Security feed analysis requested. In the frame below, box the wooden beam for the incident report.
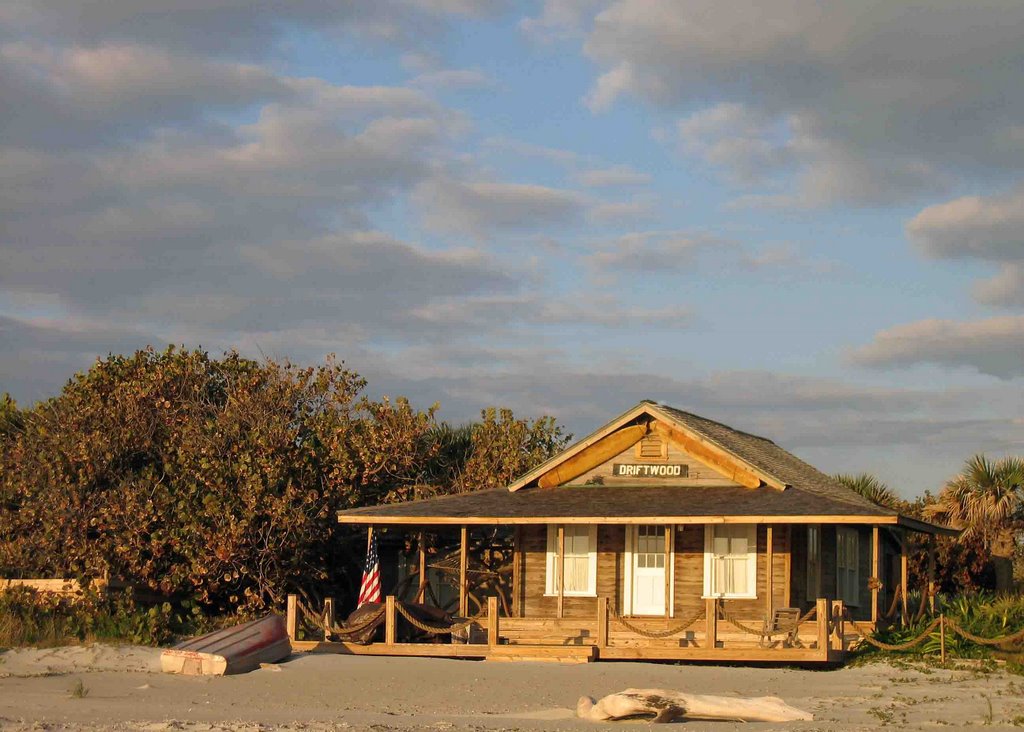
[487,596,499,647]
[537,423,648,488]
[385,596,396,645]
[459,526,468,617]
[597,597,609,649]
[766,525,774,618]
[417,531,426,603]
[928,536,936,615]
[286,594,297,641]
[900,531,909,626]
[830,599,844,651]
[664,525,672,619]
[512,526,522,617]
[816,597,828,658]
[782,526,791,608]
[557,524,565,619]
[652,421,776,490]
[323,597,335,642]
[338,513,908,526]
[705,598,717,649]
[871,525,880,625]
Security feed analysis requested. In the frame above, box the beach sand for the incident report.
[2,645,1022,730]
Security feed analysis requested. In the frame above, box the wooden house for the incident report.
[298,400,954,663]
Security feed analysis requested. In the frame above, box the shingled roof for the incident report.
[337,401,952,533]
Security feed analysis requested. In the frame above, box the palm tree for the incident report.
[924,454,1024,593]
[833,473,902,510]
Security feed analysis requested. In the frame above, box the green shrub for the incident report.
[0,587,216,648]
[858,593,1024,663]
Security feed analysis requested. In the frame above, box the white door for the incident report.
[631,525,667,615]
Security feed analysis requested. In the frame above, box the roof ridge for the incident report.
[656,404,778,445]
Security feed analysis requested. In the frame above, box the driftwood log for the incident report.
[577,688,813,724]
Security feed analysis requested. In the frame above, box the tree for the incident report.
[924,454,1024,593]
[0,347,569,613]
[454,407,572,492]
[832,473,903,510]
[0,393,21,440]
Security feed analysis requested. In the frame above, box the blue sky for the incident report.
[2,1,1024,496]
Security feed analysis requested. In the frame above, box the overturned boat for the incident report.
[161,613,291,675]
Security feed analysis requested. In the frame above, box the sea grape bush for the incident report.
[0,347,569,614]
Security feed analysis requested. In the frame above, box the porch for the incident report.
[287,594,863,663]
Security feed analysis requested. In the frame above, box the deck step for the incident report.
[485,644,596,663]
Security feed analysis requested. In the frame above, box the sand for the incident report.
[2,645,1023,731]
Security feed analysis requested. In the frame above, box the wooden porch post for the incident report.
[323,597,335,642]
[664,524,672,619]
[459,525,468,617]
[557,524,565,619]
[705,597,717,649]
[928,535,936,614]
[816,597,829,659]
[286,594,297,641]
[830,599,845,651]
[871,525,880,625]
[766,525,774,618]
[597,596,609,650]
[487,596,499,647]
[512,526,522,617]
[782,525,792,608]
[417,531,427,602]
[900,530,909,625]
[385,595,396,645]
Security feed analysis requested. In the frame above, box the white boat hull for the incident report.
[161,613,291,676]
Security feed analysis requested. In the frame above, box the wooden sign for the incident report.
[612,463,689,478]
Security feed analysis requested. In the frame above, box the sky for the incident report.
[2,1,1024,498]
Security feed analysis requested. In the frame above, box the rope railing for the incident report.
[838,604,1024,655]
[609,606,705,639]
[717,604,818,648]
[294,596,385,639]
[394,600,487,635]
[294,595,490,640]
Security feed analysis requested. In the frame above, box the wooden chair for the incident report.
[760,607,801,648]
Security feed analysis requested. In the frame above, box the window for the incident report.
[635,525,665,568]
[805,524,821,601]
[703,524,757,599]
[836,527,860,606]
[545,524,597,596]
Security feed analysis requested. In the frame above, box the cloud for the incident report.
[410,68,493,89]
[519,0,605,42]
[407,294,691,330]
[0,313,158,405]
[739,243,838,275]
[363,352,1024,495]
[973,265,1024,308]
[587,197,656,224]
[0,1,503,55]
[850,315,1024,379]
[414,176,586,237]
[582,0,1024,205]
[585,231,732,274]
[904,185,1024,307]
[576,165,651,187]
[908,185,1024,263]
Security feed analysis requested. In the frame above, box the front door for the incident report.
[631,525,667,615]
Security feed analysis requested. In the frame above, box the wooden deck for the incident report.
[287,595,866,663]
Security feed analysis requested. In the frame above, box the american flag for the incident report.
[357,528,381,607]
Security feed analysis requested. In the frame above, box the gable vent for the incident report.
[636,434,667,460]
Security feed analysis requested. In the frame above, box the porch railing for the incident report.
[286,594,860,659]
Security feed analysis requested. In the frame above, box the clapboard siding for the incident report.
[520,524,624,618]
[519,522,791,619]
[570,437,743,487]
